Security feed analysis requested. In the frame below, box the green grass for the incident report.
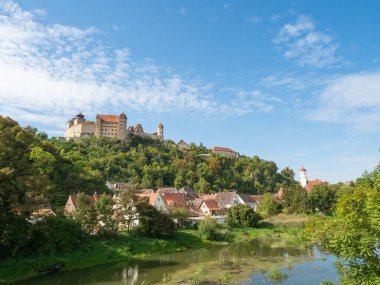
[0,216,310,284]
[0,230,213,284]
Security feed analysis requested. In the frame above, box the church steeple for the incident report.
[300,166,307,188]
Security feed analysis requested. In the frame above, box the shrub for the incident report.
[29,215,86,255]
[135,201,175,238]
[198,217,228,241]
[256,193,281,218]
[226,204,260,228]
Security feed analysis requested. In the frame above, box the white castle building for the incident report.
[64,113,164,141]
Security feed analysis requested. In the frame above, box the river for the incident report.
[18,238,340,285]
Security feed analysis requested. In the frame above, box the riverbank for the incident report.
[0,216,308,284]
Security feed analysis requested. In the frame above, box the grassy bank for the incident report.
[0,215,308,284]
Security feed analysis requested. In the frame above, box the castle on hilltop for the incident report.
[64,113,164,141]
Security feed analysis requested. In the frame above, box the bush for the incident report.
[226,204,260,228]
[29,215,86,255]
[135,201,176,238]
[198,217,228,241]
[256,193,281,218]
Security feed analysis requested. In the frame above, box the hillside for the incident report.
[1,116,296,208]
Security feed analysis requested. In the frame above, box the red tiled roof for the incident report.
[202,194,216,200]
[250,195,264,203]
[238,193,256,204]
[306,179,324,192]
[212,146,237,153]
[203,199,221,211]
[137,193,158,205]
[96,115,120,123]
[160,193,187,209]
[156,188,177,194]
[68,194,100,207]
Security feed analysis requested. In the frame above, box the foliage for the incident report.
[305,164,380,285]
[74,193,98,234]
[308,184,336,213]
[29,215,86,255]
[116,185,140,230]
[282,182,309,214]
[257,193,281,217]
[227,204,260,228]
[266,269,288,282]
[0,116,48,257]
[198,217,228,241]
[171,207,189,227]
[48,134,295,195]
[96,194,117,234]
[135,201,175,238]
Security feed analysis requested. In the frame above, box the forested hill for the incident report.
[0,116,296,207]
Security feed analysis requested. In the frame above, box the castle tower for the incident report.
[95,115,101,137]
[300,166,308,188]
[118,113,127,139]
[157,123,164,139]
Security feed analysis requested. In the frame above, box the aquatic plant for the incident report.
[197,264,207,276]
[266,269,288,282]
[187,273,201,284]
[162,273,171,283]
[219,271,233,283]
[285,256,294,270]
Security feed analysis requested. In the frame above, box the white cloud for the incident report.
[275,15,341,68]
[307,72,380,130]
[0,0,272,132]
[245,16,261,24]
[269,15,280,22]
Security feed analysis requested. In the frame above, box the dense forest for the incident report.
[0,116,297,208]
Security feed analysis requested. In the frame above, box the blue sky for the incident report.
[1,0,380,182]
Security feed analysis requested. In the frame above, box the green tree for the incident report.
[29,146,57,176]
[171,207,188,228]
[308,184,336,213]
[117,185,139,230]
[135,201,175,238]
[306,165,380,285]
[257,193,281,218]
[0,116,50,257]
[194,177,210,194]
[96,194,117,234]
[227,204,260,228]
[74,193,98,234]
[29,215,85,255]
[282,183,309,214]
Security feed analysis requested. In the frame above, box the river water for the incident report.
[19,238,340,285]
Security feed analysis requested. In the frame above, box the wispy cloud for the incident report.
[179,6,186,15]
[269,14,280,22]
[274,15,341,68]
[245,16,261,24]
[307,72,380,130]
[0,0,272,132]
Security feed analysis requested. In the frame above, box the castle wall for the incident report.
[65,114,162,141]
[64,123,95,141]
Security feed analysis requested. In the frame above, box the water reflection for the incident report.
[18,240,338,285]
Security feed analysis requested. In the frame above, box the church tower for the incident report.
[157,123,164,139]
[300,166,308,188]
